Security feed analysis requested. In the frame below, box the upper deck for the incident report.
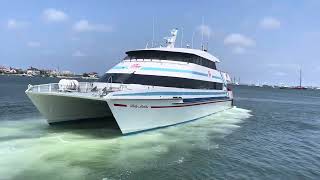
[126,47,220,63]
[124,28,221,70]
[125,48,218,70]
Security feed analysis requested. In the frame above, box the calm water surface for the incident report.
[0,75,319,180]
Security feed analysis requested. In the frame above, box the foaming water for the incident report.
[0,107,251,180]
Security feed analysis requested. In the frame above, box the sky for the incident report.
[1,0,320,86]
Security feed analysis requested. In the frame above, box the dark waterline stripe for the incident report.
[113,91,227,96]
[151,99,232,108]
[114,104,127,107]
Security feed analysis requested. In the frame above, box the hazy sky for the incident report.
[1,0,320,86]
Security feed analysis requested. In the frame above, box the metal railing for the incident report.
[26,82,124,95]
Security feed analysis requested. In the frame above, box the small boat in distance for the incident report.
[280,68,307,90]
[25,29,234,134]
[292,68,307,90]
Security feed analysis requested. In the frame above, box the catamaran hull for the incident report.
[26,92,232,134]
[107,99,232,134]
[26,92,112,123]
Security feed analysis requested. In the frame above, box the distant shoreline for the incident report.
[0,73,99,80]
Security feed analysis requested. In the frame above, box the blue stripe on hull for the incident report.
[141,67,208,77]
[112,66,128,69]
[112,66,223,80]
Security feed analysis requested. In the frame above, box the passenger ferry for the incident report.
[26,29,233,134]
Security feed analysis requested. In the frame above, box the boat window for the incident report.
[97,73,223,90]
[126,50,216,69]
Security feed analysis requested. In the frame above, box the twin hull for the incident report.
[26,92,232,134]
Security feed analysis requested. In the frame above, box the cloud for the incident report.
[224,33,255,47]
[43,8,68,22]
[27,41,41,48]
[72,50,86,57]
[232,46,246,54]
[196,25,212,37]
[267,63,300,69]
[7,19,29,29]
[260,17,281,30]
[71,37,80,41]
[274,72,287,76]
[73,20,113,32]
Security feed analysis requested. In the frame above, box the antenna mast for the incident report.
[191,31,195,49]
[180,27,184,48]
[164,28,178,48]
[152,17,155,48]
[201,16,204,50]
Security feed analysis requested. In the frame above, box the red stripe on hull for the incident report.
[114,104,127,107]
[151,99,232,109]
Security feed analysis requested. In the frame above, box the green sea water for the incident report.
[0,75,319,179]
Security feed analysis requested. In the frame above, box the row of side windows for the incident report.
[98,73,223,90]
[124,50,216,69]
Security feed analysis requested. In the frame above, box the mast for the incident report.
[299,68,302,87]
[152,17,155,48]
[191,31,195,49]
[201,16,204,50]
[180,27,184,48]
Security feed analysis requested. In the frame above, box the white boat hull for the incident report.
[27,90,232,134]
[26,92,112,123]
[26,81,233,134]
[107,98,232,134]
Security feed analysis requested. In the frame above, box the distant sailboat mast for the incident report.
[293,67,306,89]
[299,68,302,88]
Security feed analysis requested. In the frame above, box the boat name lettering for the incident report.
[130,64,142,69]
[130,104,149,108]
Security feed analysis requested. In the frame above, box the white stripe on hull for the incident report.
[26,92,112,123]
[107,99,232,134]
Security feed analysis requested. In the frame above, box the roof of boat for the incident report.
[126,47,220,63]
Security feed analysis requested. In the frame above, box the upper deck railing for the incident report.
[26,82,124,95]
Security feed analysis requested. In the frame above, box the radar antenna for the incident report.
[164,28,178,48]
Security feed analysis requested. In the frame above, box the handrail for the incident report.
[26,82,124,95]
[107,75,112,90]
